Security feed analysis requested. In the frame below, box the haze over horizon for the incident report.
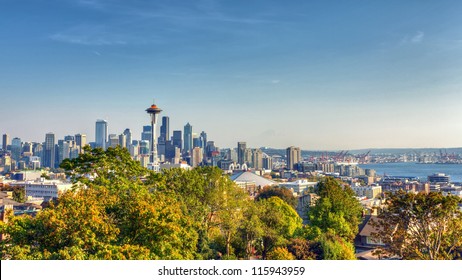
[2,0,462,150]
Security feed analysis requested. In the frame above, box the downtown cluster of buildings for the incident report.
[2,103,462,218]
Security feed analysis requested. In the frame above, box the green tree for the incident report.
[318,233,356,260]
[256,186,298,209]
[12,188,26,203]
[308,177,363,241]
[1,147,200,260]
[238,202,264,259]
[257,196,303,259]
[371,191,462,260]
[151,166,247,259]
[60,146,148,188]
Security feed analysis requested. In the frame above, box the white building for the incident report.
[351,184,382,199]
[279,179,318,195]
[9,179,73,201]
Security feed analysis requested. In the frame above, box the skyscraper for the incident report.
[95,120,108,149]
[43,133,55,169]
[200,131,207,149]
[172,130,182,150]
[160,116,169,143]
[286,146,301,170]
[191,147,203,167]
[184,123,192,154]
[2,133,10,151]
[141,125,152,142]
[252,148,264,170]
[75,134,87,153]
[123,129,132,148]
[237,142,246,164]
[11,137,22,161]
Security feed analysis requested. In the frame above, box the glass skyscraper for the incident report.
[95,119,108,149]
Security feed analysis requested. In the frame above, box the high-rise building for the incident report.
[95,120,108,149]
[172,130,182,151]
[263,153,273,170]
[108,134,119,148]
[184,123,192,154]
[237,142,246,164]
[43,133,55,169]
[58,140,71,164]
[118,134,127,148]
[130,141,139,157]
[141,125,152,142]
[11,137,22,161]
[75,134,87,153]
[200,131,207,149]
[22,142,33,154]
[193,133,201,149]
[123,129,132,148]
[252,149,264,170]
[160,116,169,143]
[191,147,203,167]
[139,140,150,155]
[286,146,301,170]
[2,134,10,151]
[205,141,217,158]
[64,135,75,142]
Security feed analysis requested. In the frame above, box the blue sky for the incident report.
[1,0,462,150]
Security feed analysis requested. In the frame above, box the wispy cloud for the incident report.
[51,32,127,46]
[401,31,425,45]
[411,31,424,43]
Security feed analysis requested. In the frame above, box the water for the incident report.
[359,162,462,183]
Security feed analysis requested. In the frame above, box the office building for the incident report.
[118,133,127,148]
[95,120,108,149]
[2,134,10,151]
[252,148,264,170]
[75,134,87,153]
[286,146,301,170]
[200,131,207,149]
[108,134,119,148]
[160,116,169,143]
[123,129,132,148]
[11,137,22,161]
[191,147,203,167]
[237,142,246,164]
[184,123,192,154]
[43,133,55,169]
[172,130,182,150]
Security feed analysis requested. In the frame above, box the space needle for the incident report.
[146,101,162,171]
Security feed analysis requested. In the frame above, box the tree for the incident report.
[266,247,295,260]
[60,146,148,188]
[1,147,198,260]
[287,238,316,260]
[257,197,303,259]
[308,177,363,241]
[0,184,198,260]
[255,186,297,209]
[371,191,462,260]
[238,202,264,259]
[12,188,26,203]
[151,166,248,259]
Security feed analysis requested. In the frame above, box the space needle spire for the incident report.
[146,101,162,171]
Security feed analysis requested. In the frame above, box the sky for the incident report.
[1,0,462,150]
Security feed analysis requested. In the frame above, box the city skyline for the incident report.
[2,1,462,149]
